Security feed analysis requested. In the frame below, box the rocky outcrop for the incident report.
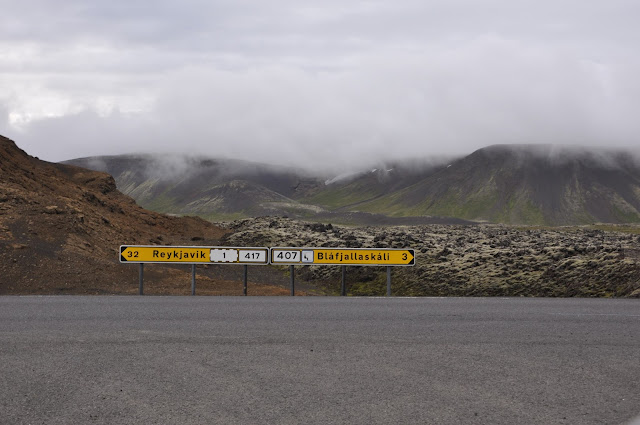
[0,135,229,294]
[223,217,640,297]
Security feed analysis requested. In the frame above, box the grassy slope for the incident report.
[302,183,383,209]
[350,148,640,225]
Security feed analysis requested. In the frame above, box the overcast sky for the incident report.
[1,0,639,172]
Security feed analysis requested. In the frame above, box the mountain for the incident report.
[352,145,640,225]
[66,154,468,225]
[0,135,233,294]
[299,160,448,211]
[66,155,325,221]
[66,145,640,226]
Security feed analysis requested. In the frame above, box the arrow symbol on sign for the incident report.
[405,250,415,265]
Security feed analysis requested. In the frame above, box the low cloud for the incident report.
[2,1,640,173]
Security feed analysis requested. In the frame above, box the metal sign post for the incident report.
[122,245,414,297]
[139,263,144,295]
[121,245,269,295]
[243,265,248,296]
[271,247,415,298]
[191,264,196,295]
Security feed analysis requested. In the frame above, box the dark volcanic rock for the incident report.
[223,217,640,297]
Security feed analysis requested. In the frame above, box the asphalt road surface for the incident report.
[1,296,639,425]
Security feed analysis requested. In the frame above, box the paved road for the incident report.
[1,297,639,425]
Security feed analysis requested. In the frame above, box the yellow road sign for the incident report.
[120,246,269,264]
[270,248,415,266]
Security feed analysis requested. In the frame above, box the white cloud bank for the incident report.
[1,0,639,172]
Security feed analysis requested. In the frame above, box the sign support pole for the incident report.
[243,265,248,296]
[341,266,346,296]
[386,266,391,297]
[139,263,144,295]
[290,265,295,296]
[191,264,196,295]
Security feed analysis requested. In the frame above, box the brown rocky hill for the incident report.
[0,135,290,295]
